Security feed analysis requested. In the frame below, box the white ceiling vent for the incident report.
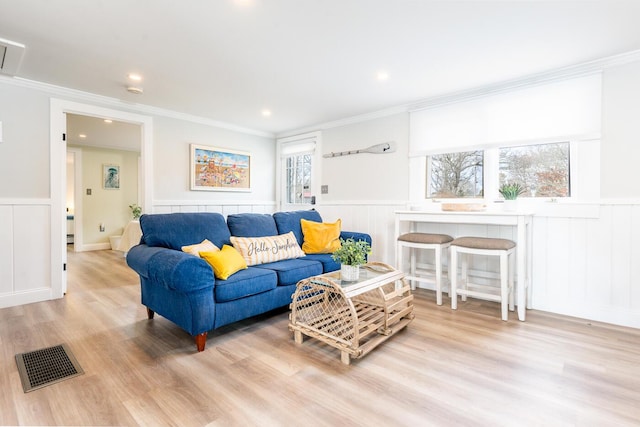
[0,37,26,76]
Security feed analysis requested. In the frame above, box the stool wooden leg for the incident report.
[450,247,458,310]
[435,246,443,305]
[500,252,508,321]
[461,253,468,302]
[509,250,515,311]
[446,246,452,298]
[410,247,417,290]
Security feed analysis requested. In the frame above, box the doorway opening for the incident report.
[50,99,153,297]
[65,113,142,253]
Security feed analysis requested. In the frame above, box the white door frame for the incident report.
[50,99,153,295]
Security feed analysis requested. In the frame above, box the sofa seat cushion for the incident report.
[254,258,323,286]
[302,253,340,273]
[214,267,278,303]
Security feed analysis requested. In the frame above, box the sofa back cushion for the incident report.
[273,209,323,246]
[227,213,279,237]
[140,212,231,250]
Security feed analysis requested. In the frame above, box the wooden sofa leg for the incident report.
[195,332,207,352]
[146,307,155,319]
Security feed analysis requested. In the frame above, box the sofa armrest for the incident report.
[127,245,215,293]
[340,231,372,246]
[126,244,166,279]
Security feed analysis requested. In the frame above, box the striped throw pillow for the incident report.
[230,232,306,266]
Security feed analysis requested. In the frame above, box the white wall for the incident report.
[153,117,275,205]
[0,79,276,308]
[321,113,409,202]
[78,146,139,245]
[0,83,50,198]
[601,60,640,198]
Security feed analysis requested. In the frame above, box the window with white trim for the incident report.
[277,132,321,208]
[412,74,602,201]
[285,152,313,204]
[426,141,572,199]
[499,142,570,197]
[427,150,484,198]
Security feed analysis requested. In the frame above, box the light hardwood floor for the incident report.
[1,249,639,426]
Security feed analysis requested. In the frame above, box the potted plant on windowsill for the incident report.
[499,182,525,211]
[331,237,372,281]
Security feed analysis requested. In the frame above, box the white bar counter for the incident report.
[395,209,533,320]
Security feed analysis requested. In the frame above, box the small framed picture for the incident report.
[103,164,120,189]
[190,144,251,191]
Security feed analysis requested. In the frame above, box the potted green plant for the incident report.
[499,182,525,211]
[331,237,372,281]
[129,203,142,220]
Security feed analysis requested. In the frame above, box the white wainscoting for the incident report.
[320,201,640,329]
[151,201,278,216]
[4,198,636,329]
[0,201,53,309]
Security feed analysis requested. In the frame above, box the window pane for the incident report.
[499,142,570,197]
[427,151,484,198]
[285,154,312,204]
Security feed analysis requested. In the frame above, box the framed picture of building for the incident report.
[103,164,120,189]
[190,144,251,191]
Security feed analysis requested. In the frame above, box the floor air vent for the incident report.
[15,344,84,392]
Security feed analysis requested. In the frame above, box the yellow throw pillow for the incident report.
[300,218,342,254]
[200,245,247,280]
[230,231,306,266]
[181,239,220,257]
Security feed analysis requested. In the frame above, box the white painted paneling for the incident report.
[0,203,54,309]
[545,218,571,303]
[610,205,632,307]
[631,205,640,310]
[568,218,588,301]
[587,206,613,303]
[13,205,50,292]
[0,206,13,294]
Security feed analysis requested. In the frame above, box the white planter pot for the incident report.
[503,199,518,212]
[340,264,360,281]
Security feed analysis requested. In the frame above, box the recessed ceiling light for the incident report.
[376,71,389,81]
[127,86,144,94]
[104,119,112,124]
[128,73,142,81]
[262,109,272,117]
[79,134,87,138]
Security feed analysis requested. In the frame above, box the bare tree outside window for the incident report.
[285,154,312,204]
[499,142,570,197]
[427,151,484,198]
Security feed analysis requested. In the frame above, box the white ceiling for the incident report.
[2,0,640,136]
[66,114,141,151]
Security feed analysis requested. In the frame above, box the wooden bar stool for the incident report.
[450,237,516,321]
[396,232,453,305]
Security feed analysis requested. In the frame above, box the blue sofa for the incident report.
[126,209,371,351]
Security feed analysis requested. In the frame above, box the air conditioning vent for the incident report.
[0,37,26,76]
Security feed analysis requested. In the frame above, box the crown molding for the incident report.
[276,105,409,138]
[278,49,640,137]
[0,75,274,139]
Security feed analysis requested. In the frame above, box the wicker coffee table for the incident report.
[289,262,414,365]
